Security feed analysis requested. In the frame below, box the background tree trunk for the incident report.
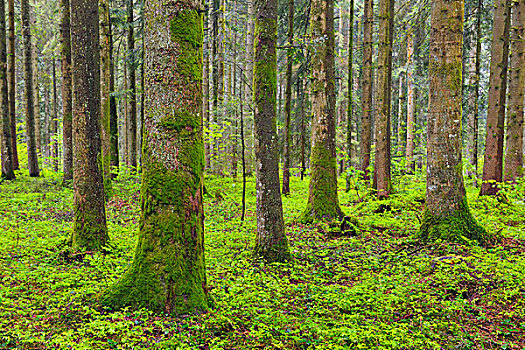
[480,0,511,195]
[21,0,39,177]
[100,0,112,193]
[282,0,294,196]
[127,0,137,168]
[359,0,373,180]
[61,0,73,182]
[421,0,487,244]
[345,0,354,192]
[405,31,415,172]
[103,1,210,314]
[0,0,14,179]
[7,0,17,170]
[70,0,108,250]
[252,0,290,262]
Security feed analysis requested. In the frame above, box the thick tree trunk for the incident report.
[405,31,415,172]
[373,0,394,198]
[21,0,39,177]
[0,0,14,179]
[103,1,210,314]
[301,0,344,223]
[252,0,291,262]
[359,0,373,180]
[203,5,210,170]
[480,0,511,195]
[282,0,294,196]
[127,0,137,168]
[7,0,17,170]
[70,0,108,250]
[100,0,112,193]
[421,0,488,244]
[61,0,73,182]
[504,0,525,182]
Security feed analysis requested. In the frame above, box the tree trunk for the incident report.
[282,0,294,196]
[504,0,525,182]
[397,73,405,155]
[252,0,291,262]
[100,0,112,193]
[70,0,108,250]
[373,0,394,198]
[51,58,58,171]
[421,0,488,244]
[0,0,14,179]
[345,0,354,192]
[405,30,415,172]
[109,13,119,174]
[203,4,210,170]
[7,0,17,170]
[103,1,210,314]
[21,0,39,177]
[359,0,373,180]
[301,0,344,223]
[244,0,255,177]
[480,0,511,195]
[127,0,137,168]
[61,0,73,182]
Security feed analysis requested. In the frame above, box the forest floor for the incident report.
[1,167,525,349]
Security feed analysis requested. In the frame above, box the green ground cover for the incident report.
[1,168,524,349]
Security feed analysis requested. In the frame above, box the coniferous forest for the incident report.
[1,0,525,348]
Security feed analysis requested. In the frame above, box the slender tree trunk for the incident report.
[504,0,525,182]
[61,0,73,182]
[123,62,129,165]
[100,0,112,193]
[51,58,58,171]
[70,0,108,250]
[103,1,210,314]
[244,0,255,176]
[282,0,294,195]
[480,0,511,195]
[373,0,394,198]
[32,24,40,156]
[300,76,306,180]
[421,0,487,244]
[21,0,39,177]
[360,0,373,180]
[345,0,354,192]
[301,0,344,222]
[7,0,17,170]
[405,30,415,172]
[109,13,119,175]
[211,0,220,174]
[0,0,14,179]
[127,0,137,168]
[231,5,238,180]
[397,73,405,155]
[203,4,210,170]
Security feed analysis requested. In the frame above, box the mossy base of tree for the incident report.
[252,237,291,263]
[300,200,344,224]
[419,198,499,246]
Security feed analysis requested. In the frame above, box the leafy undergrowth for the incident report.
[1,169,524,349]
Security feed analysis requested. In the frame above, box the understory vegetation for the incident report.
[1,167,524,349]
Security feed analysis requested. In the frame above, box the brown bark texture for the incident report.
[481,0,511,195]
[127,0,137,168]
[282,0,294,196]
[359,0,373,179]
[405,31,415,172]
[100,0,112,192]
[0,0,14,179]
[504,0,525,182]
[103,0,210,314]
[61,0,73,182]
[252,0,290,262]
[421,0,488,244]
[7,0,17,170]
[70,0,108,250]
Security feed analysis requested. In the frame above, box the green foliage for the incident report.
[1,170,525,349]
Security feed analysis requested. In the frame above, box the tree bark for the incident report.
[109,11,119,175]
[282,0,294,196]
[100,0,112,193]
[301,0,344,222]
[504,0,525,182]
[252,0,291,262]
[345,0,354,192]
[0,0,14,179]
[421,0,487,244]
[405,30,415,172]
[480,0,511,195]
[21,0,39,177]
[103,0,210,314]
[203,4,210,170]
[51,58,58,171]
[373,0,394,198]
[359,0,373,180]
[7,0,17,170]
[70,0,108,250]
[61,0,73,182]
[127,0,137,168]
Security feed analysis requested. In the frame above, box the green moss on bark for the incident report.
[170,10,203,82]
[419,197,498,245]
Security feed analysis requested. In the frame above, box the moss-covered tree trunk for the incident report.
[203,5,210,170]
[480,0,511,195]
[103,0,209,314]
[21,0,39,177]
[61,0,73,182]
[126,0,137,168]
[100,0,112,193]
[7,0,17,171]
[70,0,108,250]
[281,0,294,196]
[301,0,344,223]
[359,0,373,180]
[0,0,14,180]
[420,0,488,245]
[405,31,415,173]
[252,0,291,262]
[504,0,525,182]
[373,0,394,199]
